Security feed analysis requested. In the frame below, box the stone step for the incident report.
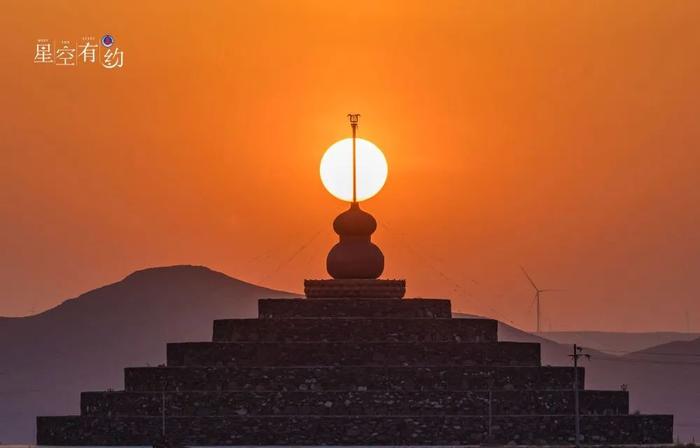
[36,414,673,445]
[212,317,497,342]
[124,365,585,392]
[166,341,540,367]
[258,298,451,318]
[303,279,406,299]
[81,389,628,417]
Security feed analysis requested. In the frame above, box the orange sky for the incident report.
[1,1,699,332]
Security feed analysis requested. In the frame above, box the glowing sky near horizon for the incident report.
[1,1,700,332]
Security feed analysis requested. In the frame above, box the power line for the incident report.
[246,227,317,271]
[258,228,323,284]
[378,221,512,324]
[381,222,473,295]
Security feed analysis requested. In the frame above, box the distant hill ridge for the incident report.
[541,330,700,354]
[624,336,700,361]
[0,265,292,443]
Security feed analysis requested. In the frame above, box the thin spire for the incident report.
[348,114,360,203]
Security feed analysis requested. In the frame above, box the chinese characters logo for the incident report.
[34,34,124,69]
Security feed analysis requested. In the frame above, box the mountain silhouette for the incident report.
[624,335,700,360]
[0,266,698,442]
[540,331,700,354]
[0,265,292,443]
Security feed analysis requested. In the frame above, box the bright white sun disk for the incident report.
[320,138,388,202]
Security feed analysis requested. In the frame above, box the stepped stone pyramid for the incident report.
[37,295,673,445]
[37,135,674,445]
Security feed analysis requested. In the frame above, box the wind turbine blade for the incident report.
[520,266,539,290]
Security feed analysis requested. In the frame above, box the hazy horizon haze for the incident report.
[1,1,699,332]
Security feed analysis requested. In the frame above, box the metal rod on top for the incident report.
[348,114,360,203]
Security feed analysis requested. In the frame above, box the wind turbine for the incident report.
[520,266,562,333]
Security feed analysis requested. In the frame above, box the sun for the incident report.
[320,138,388,202]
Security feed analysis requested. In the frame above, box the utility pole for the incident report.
[570,344,591,448]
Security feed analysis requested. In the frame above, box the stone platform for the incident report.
[123,365,586,392]
[37,415,672,445]
[304,279,406,299]
[36,297,673,445]
[258,298,449,318]
[212,317,497,342]
[80,390,629,416]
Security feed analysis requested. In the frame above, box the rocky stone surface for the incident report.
[81,389,628,417]
[124,365,586,392]
[166,341,541,367]
[36,298,673,445]
[304,279,406,299]
[258,298,451,318]
[38,415,672,445]
[212,317,497,342]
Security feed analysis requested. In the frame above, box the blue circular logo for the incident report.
[101,34,114,48]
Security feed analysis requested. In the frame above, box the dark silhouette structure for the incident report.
[35,215,674,445]
[37,294,673,445]
[308,114,405,299]
[324,115,384,279]
[326,202,384,279]
[307,199,405,298]
[36,117,673,444]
